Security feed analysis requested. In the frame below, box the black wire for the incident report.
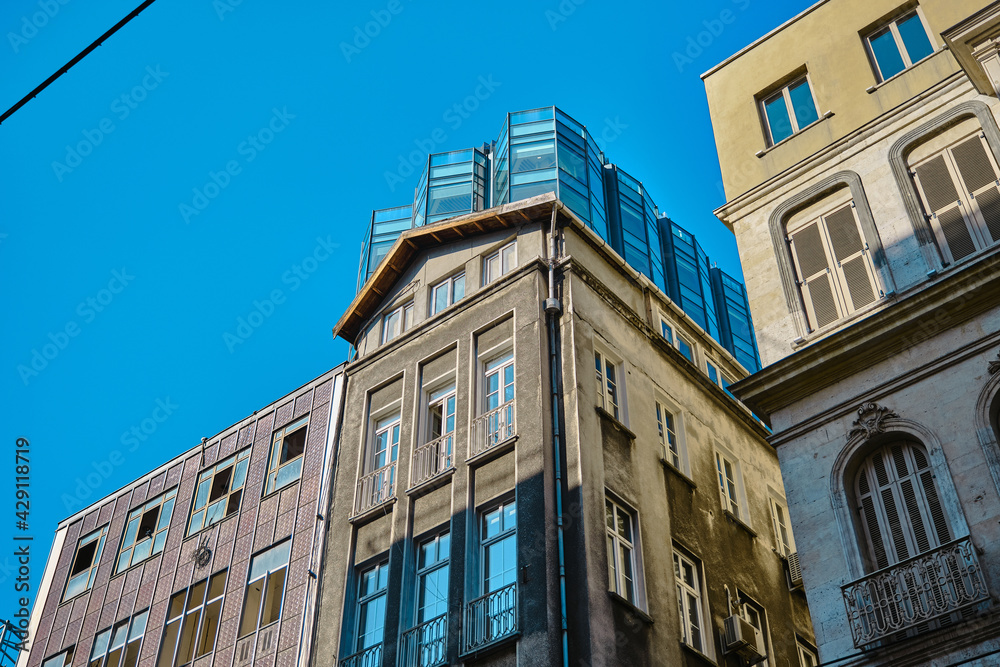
[0,0,159,125]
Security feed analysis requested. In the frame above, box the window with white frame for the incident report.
[483,241,516,285]
[706,360,719,385]
[864,9,934,83]
[381,302,414,344]
[658,313,674,345]
[676,334,695,364]
[413,384,455,484]
[264,417,308,495]
[64,524,108,600]
[760,75,820,146]
[715,450,746,522]
[159,570,227,666]
[656,399,685,473]
[605,496,642,606]
[787,194,881,331]
[41,649,73,667]
[595,348,625,422]
[239,541,291,637]
[89,609,149,667]
[115,489,177,574]
[673,549,706,654]
[797,638,819,667]
[430,272,465,315]
[738,594,771,667]
[770,495,795,558]
[188,448,251,535]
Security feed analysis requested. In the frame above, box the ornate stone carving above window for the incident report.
[847,402,900,442]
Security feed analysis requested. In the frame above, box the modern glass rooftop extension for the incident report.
[413,147,489,228]
[605,165,666,295]
[711,267,761,373]
[662,219,720,343]
[358,205,413,291]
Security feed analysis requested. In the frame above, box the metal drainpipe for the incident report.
[544,202,570,667]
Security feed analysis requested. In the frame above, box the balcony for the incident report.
[841,537,989,647]
[398,614,447,667]
[469,400,516,459]
[341,644,382,667]
[411,434,454,488]
[465,583,517,651]
[355,462,396,515]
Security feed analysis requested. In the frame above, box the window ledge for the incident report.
[755,111,834,158]
[595,406,636,440]
[607,590,654,625]
[466,435,518,466]
[723,509,757,537]
[349,497,397,525]
[792,293,891,350]
[459,630,521,659]
[406,467,456,497]
[680,642,718,666]
[662,460,697,490]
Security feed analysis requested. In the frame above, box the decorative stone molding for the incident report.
[847,402,900,441]
[989,350,1000,375]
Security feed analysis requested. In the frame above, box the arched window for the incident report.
[854,440,950,571]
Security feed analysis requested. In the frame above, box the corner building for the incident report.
[20,368,344,667]
[705,0,1000,664]
[315,195,814,667]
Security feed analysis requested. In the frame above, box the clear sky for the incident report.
[1,0,814,614]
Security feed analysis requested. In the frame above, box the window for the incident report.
[797,638,819,667]
[239,541,291,637]
[787,197,880,330]
[358,413,400,513]
[421,385,455,478]
[158,571,227,667]
[88,609,148,667]
[371,414,400,473]
[595,349,624,421]
[381,302,413,344]
[115,489,176,574]
[188,449,250,535]
[911,131,1000,265]
[354,561,389,657]
[41,649,73,667]
[715,450,745,522]
[605,497,640,605]
[483,354,514,413]
[720,373,736,400]
[406,533,449,665]
[760,75,819,145]
[264,416,308,495]
[676,334,694,364]
[770,496,795,557]
[472,352,515,457]
[430,272,465,315]
[656,400,684,472]
[854,441,950,571]
[738,595,770,667]
[64,525,108,600]
[706,360,718,384]
[673,550,705,653]
[483,241,516,285]
[658,314,674,345]
[864,9,934,83]
[469,500,517,648]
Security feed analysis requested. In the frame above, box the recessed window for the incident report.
[595,349,625,422]
[797,637,819,667]
[239,541,291,637]
[189,449,251,535]
[357,413,400,513]
[484,241,517,285]
[430,272,465,315]
[738,594,771,667]
[467,499,518,649]
[605,496,642,606]
[412,385,455,485]
[41,648,73,667]
[159,571,227,666]
[116,489,176,574]
[89,609,148,667]
[64,525,107,600]
[656,400,685,473]
[715,450,746,522]
[354,561,389,659]
[760,75,819,145]
[658,315,674,345]
[673,549,706,653]
[264,417,308,495]
[403,533,449,664]
[864,9,934,83]
[381,302,413,345]
[770,496,795,558]
[676,334,695,364]
[706,360,719,384]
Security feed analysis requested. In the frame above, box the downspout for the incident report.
[544,202,570,667]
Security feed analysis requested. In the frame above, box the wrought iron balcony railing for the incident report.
[355,462,396,515]
[341,643,382,667]
[411,434,454,488]
[470,400,516,459]
[841,537,989,647]
[465,582,517,651]
[398,614,447,667]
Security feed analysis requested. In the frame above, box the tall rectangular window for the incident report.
[64,525,108,600]
[605,497,640,605]
[483,242,516,285]
[865,9,934,82]
[358,413,400,513]
[770,497,795,557]
[88,609,148,667]
[430,273,465,315]
[116,489,176,574]
[716,451,744,521]
[467,500,517,649]
[403,533,449,666]
[239,541,291,637]
[676,334,694,364]
[595,350,623,421]
[738,595,771,666]
[673,550,705,653]
[158,571,227,667]
[797,638,818,667]
[760,76,819,145]
[264,417,308,495]
[188,449,250,535]
[659,316,674,345]
[656,401,682,470]
[472,352,515,457]
[355,561,389,656]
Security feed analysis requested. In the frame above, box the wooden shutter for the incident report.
[913,151,978,263]
[825,204,878,312]
[789,222,840,330]
[952,134,1000,244]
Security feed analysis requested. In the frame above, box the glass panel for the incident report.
[176,609,201,665]
[91,630,111,659]
[239,578,263,637]
[764,93,793,144]
[249,541,292,581]
[274,458,303,490]
[131,539,151,564]
[453,274,465,302]
[898,13,933,63]
[511,140,555,172]
[788,79,818,129]
[260,568,287,626]
[196,599,222,657]
[194,479,210,511]
[870,26,905,80]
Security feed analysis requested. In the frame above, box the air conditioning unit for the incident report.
[723,614,765,662]
[787,551,803,587]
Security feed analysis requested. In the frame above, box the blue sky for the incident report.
[0,0,813,613]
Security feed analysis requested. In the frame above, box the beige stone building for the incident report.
[313,194,814,667]
[705,0,1000,664]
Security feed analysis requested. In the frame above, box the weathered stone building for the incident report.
[705,0,1000,664]
[20,368,344,667]
[315,194,814,667]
